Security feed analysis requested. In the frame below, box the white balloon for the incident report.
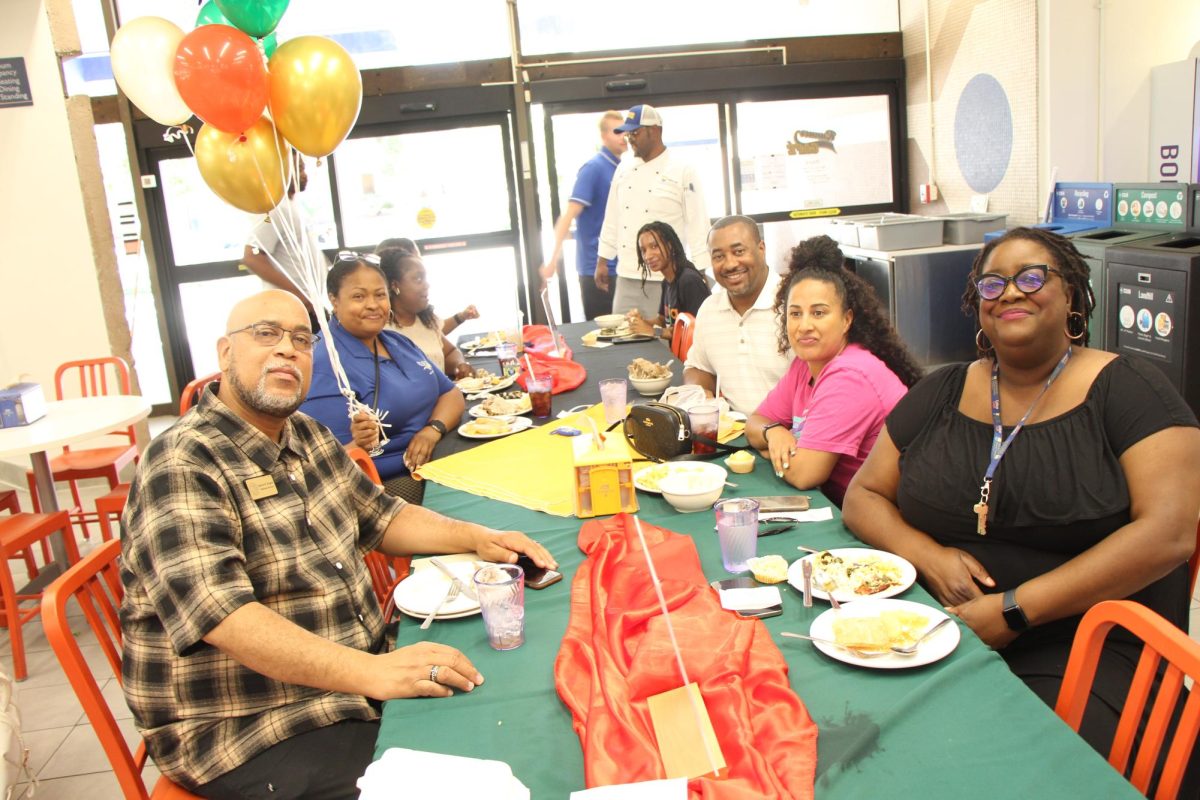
[110,17,193,127]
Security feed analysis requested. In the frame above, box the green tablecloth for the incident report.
[375,461,1139,798]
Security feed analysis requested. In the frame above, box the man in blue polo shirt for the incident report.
[539,110,627,319]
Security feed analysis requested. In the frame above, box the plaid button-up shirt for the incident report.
[119,385,404,790]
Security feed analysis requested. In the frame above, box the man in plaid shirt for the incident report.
[120,290,556,798]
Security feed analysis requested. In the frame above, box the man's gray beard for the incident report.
[227,361,304,418]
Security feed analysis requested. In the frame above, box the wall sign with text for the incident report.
[0,57,32,108]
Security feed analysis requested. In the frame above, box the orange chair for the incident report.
[345,446,410,618]
[0,511,78,680]
[93,370,221,544]
[26,357,139,539]
[671,312,696,361]
[0,490,39,578]
[178,371,220,416]
[1054,600,1200,799]
[42,539,201,799]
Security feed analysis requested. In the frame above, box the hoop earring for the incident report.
[1066,311,1087,342]
[975,329,994,354]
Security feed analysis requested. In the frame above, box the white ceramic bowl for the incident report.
[658,463,727,513]
[594,313,625,330]
[628,372,673,396]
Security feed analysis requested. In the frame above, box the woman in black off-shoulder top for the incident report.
[843,228,1199,788]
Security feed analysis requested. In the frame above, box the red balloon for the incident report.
[174,24,268,134]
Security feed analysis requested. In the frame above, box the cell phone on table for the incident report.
[516,554,563,590]
[710,577,783,619]
[748,495,811,513]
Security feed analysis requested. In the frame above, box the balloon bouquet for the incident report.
[110,1,388,449]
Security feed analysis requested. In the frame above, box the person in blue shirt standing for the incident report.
[539,110,627,320]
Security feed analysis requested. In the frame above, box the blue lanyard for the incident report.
[973,346,1071,534]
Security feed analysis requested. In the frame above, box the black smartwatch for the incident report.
[427,419,447,437]
[1002,588,1030,632]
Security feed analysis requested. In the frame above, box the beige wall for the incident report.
[1040,0,1200,197]
[0,0,108,392]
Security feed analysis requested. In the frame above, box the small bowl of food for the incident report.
[658,463,727,513]
[628,357,673,396]
[594,313,625,333]
[724,450,755,474]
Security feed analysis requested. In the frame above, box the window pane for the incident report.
[334,125,513,248]
[179,275,265,377]
[422,247,521,337]
[736,95,894,214]
[95,124,172,405]
[519,0,899,55]
[158,153,336,266]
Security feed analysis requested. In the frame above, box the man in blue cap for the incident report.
[595,104,711,319]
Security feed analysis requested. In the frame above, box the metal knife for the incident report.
[430,557,477,601]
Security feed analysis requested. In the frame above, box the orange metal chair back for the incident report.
[42,539,202,799]
[345,446,410,617]
[54,356,136,451]
[1054,600,1200,799]
[671,312,696,361]
[178,371,221,416]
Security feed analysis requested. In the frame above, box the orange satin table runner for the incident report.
[555,514,817,798]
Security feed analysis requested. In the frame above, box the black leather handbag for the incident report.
[622,402,739,462]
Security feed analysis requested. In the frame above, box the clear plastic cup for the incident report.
[506,310,525,354]
[713,497,759,573]
[689,404,720,455]
[598,379,628,425]
[473,563,525,650]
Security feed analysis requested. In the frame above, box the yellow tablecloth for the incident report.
[416,404,744,516]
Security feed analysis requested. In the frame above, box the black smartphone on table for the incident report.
[516,554,563,589]
[710,576,783,619]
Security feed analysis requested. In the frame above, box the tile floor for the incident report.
[0,414,1197,797]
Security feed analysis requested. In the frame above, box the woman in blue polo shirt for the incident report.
[300,252,464,502]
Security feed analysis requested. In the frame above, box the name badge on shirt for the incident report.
[245,474,278,500]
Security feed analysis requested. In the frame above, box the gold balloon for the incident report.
[268,36,362,158]
[195,117,291,214]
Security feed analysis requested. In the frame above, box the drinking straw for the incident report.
[524,354,536,379]
[631,516,722,777]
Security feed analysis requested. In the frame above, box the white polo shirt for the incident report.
[685,268,793,414]
[596,148,711,282]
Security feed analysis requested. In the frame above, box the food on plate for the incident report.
[457,368,505,392]
[478,393,531,416]
[462,417,513,436]
[832,609,930,652]
[812,550,903,596]
[628,358,671,380]
[635,462,718,492]
[466,332,505,349]
[747,555,788,584]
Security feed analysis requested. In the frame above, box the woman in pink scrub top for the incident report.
[746,235,923,505]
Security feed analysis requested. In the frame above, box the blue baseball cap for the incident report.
[614,104,663,133]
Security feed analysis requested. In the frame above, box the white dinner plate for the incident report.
[392,561,482,618]
[460,335,507,351]
[468,395,532,418]
[457,416,533,439]
[455,374,517,394]
[807,598,960,669]
[787,548,917,604]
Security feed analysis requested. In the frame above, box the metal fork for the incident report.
[420,580,461,630]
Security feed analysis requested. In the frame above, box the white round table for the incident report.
[0,395,152,567]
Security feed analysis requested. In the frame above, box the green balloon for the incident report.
[196,1,278,57]
[212,0,290,39]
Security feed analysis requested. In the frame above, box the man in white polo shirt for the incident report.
[684,215,792,414]
[595,104,710,319]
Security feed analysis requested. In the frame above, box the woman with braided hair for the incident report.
[623,221,710,339]
[745,234,921,506]
[843,227,1199,789]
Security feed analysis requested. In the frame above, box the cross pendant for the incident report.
[973,501,988,535]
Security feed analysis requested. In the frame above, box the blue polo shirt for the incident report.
[300,318,454,479]
[569,148,621,277]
